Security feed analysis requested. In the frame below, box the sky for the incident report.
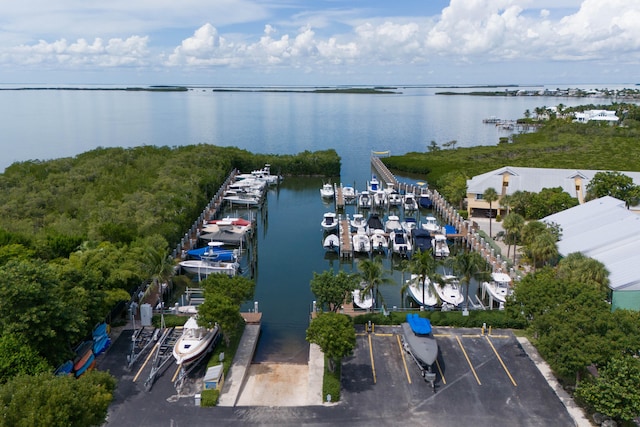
[1,0,639,86]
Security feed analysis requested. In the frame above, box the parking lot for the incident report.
[340,325,576,427]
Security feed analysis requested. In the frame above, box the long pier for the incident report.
[338,216,352,259]
[370,156,514,276]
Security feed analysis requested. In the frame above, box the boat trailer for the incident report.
[401,337,437,391]
[143,327,181,391]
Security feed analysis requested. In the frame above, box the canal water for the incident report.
[228,175,471,363]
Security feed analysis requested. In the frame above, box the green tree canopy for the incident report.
[586,171,640,207]
[0,371,116,427]
[310,270,358,313]
[306,312,356,372]
[576,356,640,422]
[482,187,499,237]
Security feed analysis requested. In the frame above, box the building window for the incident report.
[475,194,483,200]
[503,181,509,187]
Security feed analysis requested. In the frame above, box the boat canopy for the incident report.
[407,313,432,336]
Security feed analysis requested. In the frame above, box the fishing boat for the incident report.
[352,282,374,310]
[401,217,418,233]
[236,164,281,185]
[223,189,262,207]
[482,271,513,309]
[368,175,381,193]
[350,213,368,232]
[403,192,418,211]
[406,274,438,307]
[173,316,220,365]
[411,228,432,253]
[323,233,340,252]
[384,215,402,233]
[390,230,412,257]
[352,228,371,254]
[357,190,372,209]
[200,219,252,245]
[187,241,238,262]
[366,213,385,235]
[342,185,357,204]
[432,233,450,258]
[401,314,438,387]
[370,229,388,253]
[421,215,440,233]
[321,212,338,232]
[373,190,388,208]
[385,183,403,206]
[418,187,433,209]
[320,182,335,199]
[178,258,239,277]
[436,275,464,306]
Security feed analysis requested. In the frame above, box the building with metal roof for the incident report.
[466,166,640,218]
[542,196,640,311]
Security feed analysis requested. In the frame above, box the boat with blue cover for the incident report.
[401,313,438,388]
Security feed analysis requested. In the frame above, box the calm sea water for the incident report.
[0,85,627,362]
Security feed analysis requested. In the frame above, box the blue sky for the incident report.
[1,0,638,86]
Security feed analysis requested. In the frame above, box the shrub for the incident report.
[201,389,219,407]
[323,357,341,402]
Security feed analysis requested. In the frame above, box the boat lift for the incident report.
[143,327,181,391]
[401,336,437,391]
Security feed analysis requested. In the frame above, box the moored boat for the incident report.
[352,228,371,254]
[384,215,402,233]
[406,274,438,307]
[432,233,450,258]
[321,212,338,232]
[418,187,433,209]
[421,215,440,233]
[390,230,412,257]
[323,233,340,252]
[357,190,372,209]
[403,193,418,211]
[178,259,239,277]
[352,282,374,310]
[342,185,357,204]
[370,229,388,253]
[482,271,513,309]
[320,182,335,199]
[411,228,432,253]
[350,213,367,232]
[436,275,464,307]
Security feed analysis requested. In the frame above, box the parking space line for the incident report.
[435,359,446,385]
[171,363,182,382]
[133,341,159,382]
[368,334,377,384]
[485,336,517,386]
[455,335,482,385]
[396,335,412,384]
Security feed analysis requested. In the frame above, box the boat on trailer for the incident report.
[401,313,438,389]
[173,316,220,366]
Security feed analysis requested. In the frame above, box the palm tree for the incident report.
[483,187,499,238]
[448,251,489,309]
[140,238,175,328]
[410,249,437,308]
[357,256,392,309]
[502,213,525,263]
[529,232,559,271]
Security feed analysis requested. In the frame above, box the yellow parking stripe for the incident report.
[368,334,377,384]
[456,335,481,385]
[171,363,182,382]
[485,336,517,386]
[396,335,412,384]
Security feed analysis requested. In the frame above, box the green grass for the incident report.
[322,357,341,402]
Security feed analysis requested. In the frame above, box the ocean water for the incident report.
[0,84,628,362]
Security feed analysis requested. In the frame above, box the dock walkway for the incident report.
[339,217,352,259]
[218,320,261,407]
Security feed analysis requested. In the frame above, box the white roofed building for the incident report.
[542,196,640,311]
[573,110,619,123]
[466,166,640,218]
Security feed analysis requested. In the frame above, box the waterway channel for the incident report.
[217,174,475,363]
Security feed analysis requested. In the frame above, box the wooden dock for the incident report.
[335,184,345,210]
[371,155,397,188]
[338,217,352,259]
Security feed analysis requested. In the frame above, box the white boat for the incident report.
[421,215,440,233]
[390,230,412,257]
[370,229,388,253]
[178,259,239,277]
[352,282,374,310]
[401,217,418,233]
[352,228,371,254]
[321,212,338,232]
[403,193,418,211]
[368,175,381,193]
[436,275,464,306]
[482,272,513,309]
[406,274,438,307]
[201,218,252,245]
[385,215,402,233]
[320,183,334,199]
[342,185,357,204]
[245,164,281,185]
[373,190,388,208]
[366,213,385,235]
[173,316,219,365]
[350,213,367,231]
[388,190,403,206]
[223,189,262,207]
[323,233,340,252]
[401,314,438,387]
[432,233,450,258]
[358,190,372,209]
